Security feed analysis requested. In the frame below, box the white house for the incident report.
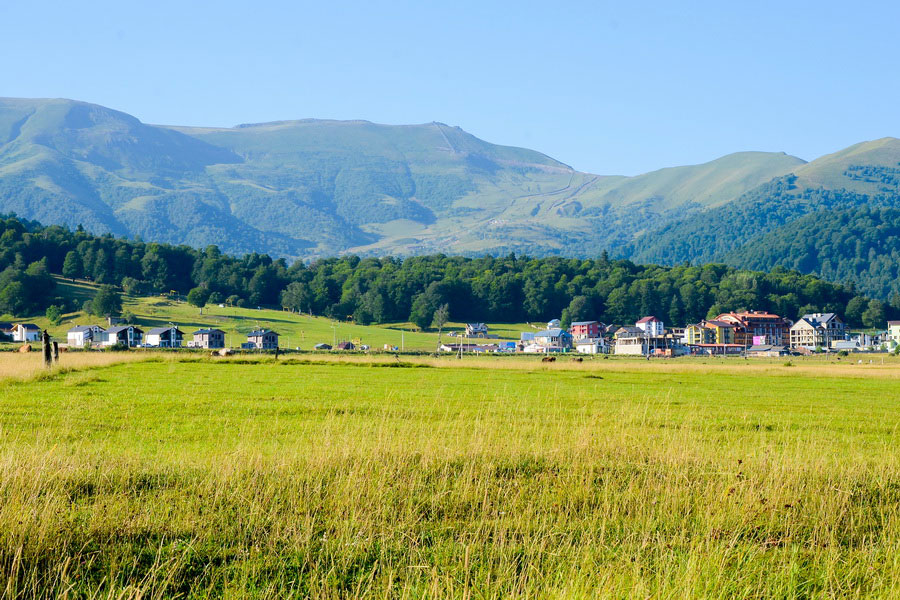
[635,316,664,337]
[465,323,489,337]
[145,326,184,348]
[533,328,574,350]
[12,323,40,342]
[575,338,606,354]
[101,325,143,347]
[67,325,105,347]
[547,318,561,329]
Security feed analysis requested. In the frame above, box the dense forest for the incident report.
[727,207,900,301]
[0,215,895,329]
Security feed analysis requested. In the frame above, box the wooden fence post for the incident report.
[52,341,59,364]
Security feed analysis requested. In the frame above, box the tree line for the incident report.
[0,215,896,329]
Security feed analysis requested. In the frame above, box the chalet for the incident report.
[533,328,573,351]
[789,313,847,350]
[12,323,40,342]
[189,328,225,349]
[67,325,105,347]
[716,311,790,346]
[465,323,489,337]
[246,329,279,350]
[569,321,600,340]
[102,325,143,347]
[145,326,184,348]
[336,341,355,350]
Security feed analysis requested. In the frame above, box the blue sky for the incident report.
[3,0,899,175]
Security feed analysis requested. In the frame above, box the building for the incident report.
[569,321,600,340]
[635,316,664,337]
[745,344,790,357]
[12,323,41,342]
[716,311,790,346]
[189,328,225,349]
[102,325,143,347]
[789,313,847,350]
[336,341,355,350]
[67,325,105,347]
[145,326,184,348]
[703,320,737,345]
[246,329,279,350]
[465,323,489,337]
[888,321,900,344]
[532,328,573,351]
[614,325,668,355]
[313,342,332,350]
[547,319,561,329]
[575,338,607,354]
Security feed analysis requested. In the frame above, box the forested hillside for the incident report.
[725,207,900,301]
[1,216,894,329]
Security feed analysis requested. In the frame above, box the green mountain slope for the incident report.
[627,138,900,298]
[0,98,802,259]
[724,207,900,300]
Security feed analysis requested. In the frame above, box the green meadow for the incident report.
[21,277,529,352]
[0,354,898,598]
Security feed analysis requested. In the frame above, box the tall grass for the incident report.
[0,359,897,597]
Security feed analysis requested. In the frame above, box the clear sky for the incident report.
[3,0,899,175]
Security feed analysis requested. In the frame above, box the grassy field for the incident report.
[6,277,532,352]
[0,353,898,598]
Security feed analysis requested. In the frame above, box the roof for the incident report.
[313,343,331,349]
[747,344,787,352]
[705,320,736,328]
[336,341,355,349]
[68,325,103,333]
[570,321,598,326]
[0,322,13,330]
[887,321,900,326]
[105,325,142,334]
[636,316,660,324]
[193,328,225,335]
[147,327,183,335]
[248,329,278,337]
[535,328,569,337]
[17,323,40,330]
[800,313,840,325]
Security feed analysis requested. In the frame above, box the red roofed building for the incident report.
[635,316,664,337]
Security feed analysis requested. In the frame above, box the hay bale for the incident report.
[217,348,234,357]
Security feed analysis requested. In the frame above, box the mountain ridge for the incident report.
[1,97,899,298]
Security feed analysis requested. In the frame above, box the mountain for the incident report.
[0,97,800,259]
[3,97,900,299]
[628,138,900,298]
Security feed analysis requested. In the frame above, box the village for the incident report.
[440,311,900,357]
[4,309,899,357]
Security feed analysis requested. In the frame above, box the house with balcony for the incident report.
[789,313,847,350]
